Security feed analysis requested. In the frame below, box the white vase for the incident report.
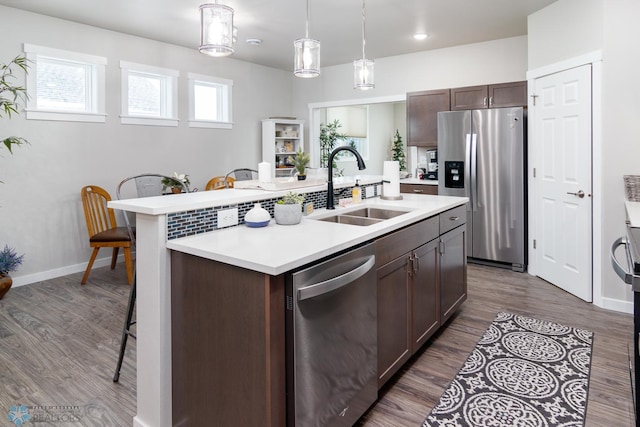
[244,203,271,227]
[274,203,302,225]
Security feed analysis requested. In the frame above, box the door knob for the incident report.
[567,190,585,198]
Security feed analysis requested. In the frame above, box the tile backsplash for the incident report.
[167,182,380,240]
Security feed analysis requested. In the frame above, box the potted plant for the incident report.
[274,191,305,225]
[288,147,310,180]
[319,119,347,174]
[161,172,190,193]
[1,55,29,183]
[0,244,24,299]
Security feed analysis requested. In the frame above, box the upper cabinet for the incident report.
[450,81,527,110]
[406,89,450,148]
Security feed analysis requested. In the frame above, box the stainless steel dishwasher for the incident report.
[286,241,377,427]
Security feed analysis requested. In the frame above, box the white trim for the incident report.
[187,120,233,129]
[187,73,233,128]
[120,60,179,77]
[600,296,633,315]
[120,61,179,124]
[308,94,405,168]
[9,254,131,288]
[23,44,107,121]
[187,72,233,86]
[526,50,602,80]
[23,43,107,65]
[120,115,179,127]
[526,51,605,308]
[25,110,107,123]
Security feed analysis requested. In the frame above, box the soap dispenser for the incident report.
[352,179,362,203]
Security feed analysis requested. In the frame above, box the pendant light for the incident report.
[353,0,374,90]
[294,0,320,78]
[199,2,235,57]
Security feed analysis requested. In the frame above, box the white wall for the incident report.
[292,35,529,116]
[527,0,640,307]
[0,6,293,285]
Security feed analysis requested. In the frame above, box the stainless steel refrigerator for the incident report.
[437,107,526,272]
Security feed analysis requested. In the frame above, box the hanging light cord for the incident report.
[305,0,310,39]
[361,0,366,60]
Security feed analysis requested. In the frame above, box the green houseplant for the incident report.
[319,119,347,172]
[1,56,29,182]
[391,129,406,172]
[0,244,24,299]
[288,148,310,180]
[274,191,305,225]
[161,172,190,193]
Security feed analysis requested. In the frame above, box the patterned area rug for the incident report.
[423,312,594,427]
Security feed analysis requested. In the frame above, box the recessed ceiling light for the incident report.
[246,38,262,46]
[413,33,428,41]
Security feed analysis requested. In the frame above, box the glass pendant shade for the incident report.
[294,38,321,78]
[354,58,375,90]
[199,3,234,57]
[354,0,374,89]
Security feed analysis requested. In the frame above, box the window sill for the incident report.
[188,120,233,129]
[26,110,106,123]
[120,116,179,127]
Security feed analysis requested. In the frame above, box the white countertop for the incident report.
[626,201,640,227]
[109,175,382,215]
[167,194,467,275]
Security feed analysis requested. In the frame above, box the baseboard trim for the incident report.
[600,296,633,315]
[9,254,131,288]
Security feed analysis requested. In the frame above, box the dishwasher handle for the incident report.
[297,255,375,301]
[611,237,636,285]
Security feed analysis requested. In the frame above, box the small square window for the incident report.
[23,44,106,123]
[188,72,233,129]
[120,61,178,127]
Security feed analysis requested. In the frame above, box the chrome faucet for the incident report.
[326,146,367,209]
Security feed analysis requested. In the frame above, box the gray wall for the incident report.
[0,6,293,284]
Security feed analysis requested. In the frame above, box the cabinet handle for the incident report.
[449,216,459,221]
[413,253,420,274]
[413,189,424,193]
[406,256,414,277]
[483,96,487,106]
[439,240,445,255]
[489,96,493,106]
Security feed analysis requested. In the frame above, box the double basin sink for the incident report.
[314,207,412,226]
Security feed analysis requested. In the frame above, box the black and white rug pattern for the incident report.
[423,312,594,427]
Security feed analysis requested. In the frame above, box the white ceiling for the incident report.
[0,0,557,72]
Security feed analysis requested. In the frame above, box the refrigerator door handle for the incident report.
[471,133,478,211]
[465,133,473,208]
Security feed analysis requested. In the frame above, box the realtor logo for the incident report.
[7,405,31,426]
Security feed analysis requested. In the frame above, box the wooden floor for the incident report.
[0,263,634,426]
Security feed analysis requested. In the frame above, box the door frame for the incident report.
[526,50,603,307]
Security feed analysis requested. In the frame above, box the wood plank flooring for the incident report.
[0,263,634,426]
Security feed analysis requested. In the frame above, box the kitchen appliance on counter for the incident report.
[437,107,526,272]
[611,219,640,426]
[425,149,438,180]
[285,242,377,427]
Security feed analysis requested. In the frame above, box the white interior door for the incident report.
[534,65,592,302]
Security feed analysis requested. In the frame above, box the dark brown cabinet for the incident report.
[406,89,450,148]
[450,81,527,110]
[400,183,438,195]
[439,225,467,323]
[376,206,467,388]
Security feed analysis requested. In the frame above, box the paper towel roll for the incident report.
[258,162,271,183]
[382,161,401,199]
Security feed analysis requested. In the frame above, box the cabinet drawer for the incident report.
[439,205,466,234]
[376,217,439,267]
[400,183,438,195]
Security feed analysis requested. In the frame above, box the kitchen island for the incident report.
[109,179,467,427]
